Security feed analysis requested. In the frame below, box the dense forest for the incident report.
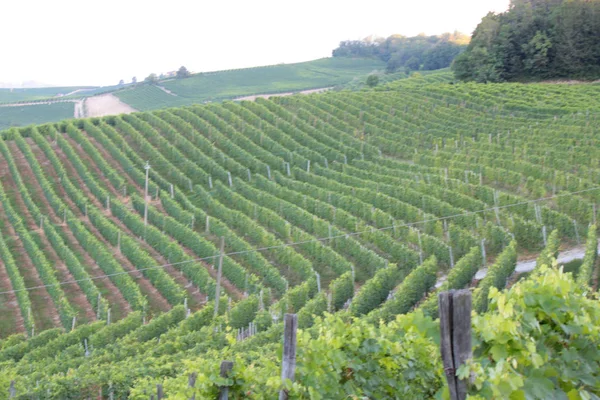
[332,32,469,73]
[454,0,600,82]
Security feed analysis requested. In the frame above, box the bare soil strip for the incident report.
[66,135,206,309]
[0,199,61,331]
[119,134,244,300]
[8,142,96,323]
[28,139,132,319]
[50,141,171,315]
[84,94,137,118]
[233,87,333,102]
[0,258,25,337]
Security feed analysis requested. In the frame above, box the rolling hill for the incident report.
[0,73,598,397]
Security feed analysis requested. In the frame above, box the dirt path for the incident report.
[435,241,600,289]
[155,85,177,96]
[8,142,97,323]
[84,94,137,118]
[233,87,333,102]
[29,138,132,320]
[73,100,85,118]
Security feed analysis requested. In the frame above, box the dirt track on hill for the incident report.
[233,87,333,101]
[85,94,137,117]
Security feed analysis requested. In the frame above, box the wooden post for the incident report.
[188,373,197,400]
[170,183,174,198]
[97,293,102,319]
[9,381,15,398]
[156,384,163,400]
[439,290,472,400]
[279,314,298,400]
[214,237,225,318]
[144,162,150,227]
[218,361,234,400]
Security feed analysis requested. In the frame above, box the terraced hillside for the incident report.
[0,74,599,397]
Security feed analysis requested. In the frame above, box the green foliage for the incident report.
[115,57,384,110]
[351,263,404,316]
[144,73,158,84]
[368,257,438,323]
[330,272,354,311]
[0,102,75,131]
[455,1,600,81]
[535,229,560,270]
[333,32,468,73]
[229,296,259,329]
[473,241,518,313]
[366,74,379,87]
[466,266,600,399]
[421,246,482,319]
[576,225,598,287]
[176,66,190,79]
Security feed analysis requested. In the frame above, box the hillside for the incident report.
[114,57,386,110]
[0,74,599,397]
[0,58,386,129]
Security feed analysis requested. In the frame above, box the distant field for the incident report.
[0,102,75,130]
[0,87,95,104]
[115,57,385,110]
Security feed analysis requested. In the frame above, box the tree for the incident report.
[454,0,600,82]
[132,77,137,84]
[176,66,190,79]
[144,73,158,84]
[404,56,421,71]
[118,79,125,86]
[366,74,379,87]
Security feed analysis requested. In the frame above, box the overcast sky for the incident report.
[0,0,509,87]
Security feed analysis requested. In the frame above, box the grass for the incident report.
[0,103,75,131]
[115,57,386,110]
[0,87,94,104]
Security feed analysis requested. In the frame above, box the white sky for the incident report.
[0,0,509,87]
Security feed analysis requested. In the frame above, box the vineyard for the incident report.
[0,102,77,131]
[0,72,599,398]
[114,57,386,111]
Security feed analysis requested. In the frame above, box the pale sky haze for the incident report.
[0,0,510,87]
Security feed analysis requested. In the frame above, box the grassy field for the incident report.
[0,102,75,130]
[115,57,386,110]
[0,75,598,396]
[0,87,95,104]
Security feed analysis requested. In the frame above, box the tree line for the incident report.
[453,0,600,82]
[332,32,469,73]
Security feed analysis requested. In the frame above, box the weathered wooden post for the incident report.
[156,384,163,400]
[188,372,197,400]
[214,237,225,318]
[9,381,15,398]
[439,290,472,400]
[279,313,298,400]
[218,360,234,400]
